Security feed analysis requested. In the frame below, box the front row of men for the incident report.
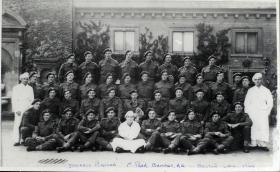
[21,98,253,155]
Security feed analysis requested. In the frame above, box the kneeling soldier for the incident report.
[26,109,57,151]
[76,109,100,152]
[141,108,162,152]
[222,102,252,153]
[96,107,120,151]
[55,108,80,153]
[191,111,233,155]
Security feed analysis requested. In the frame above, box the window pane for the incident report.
[173,32,183,51]
[247,32,257,54]
[114,31,124,51]
[235,32,246,53]
[183,32,194,52]
[125,32,135,51]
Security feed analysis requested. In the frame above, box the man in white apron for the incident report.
[244,73,273,150]
[12,72,34,146]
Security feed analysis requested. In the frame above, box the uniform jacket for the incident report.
[100,97,123,119]
[201,65,221,82]
[155,80,174,99]
[178,65,198,84]
[80,98,101,118]
[21,107,40,130]
[58,62,78,83]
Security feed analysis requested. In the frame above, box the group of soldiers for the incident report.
[15,48,256,154]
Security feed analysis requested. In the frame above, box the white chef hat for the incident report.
[125,110,136,119]
[252,73,262,82]
[19,72,29,80]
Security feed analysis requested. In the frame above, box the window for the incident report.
[172,31,194,53]
[114,31,135,51]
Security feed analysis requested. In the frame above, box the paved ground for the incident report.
[1,120,279,171]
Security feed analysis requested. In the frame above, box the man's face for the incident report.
[217,73,224,82]
[21,77,29,85]
[49,90,56,99]
[235,104,243,114]
[254,77,262,86]
[87,113,95,121]
[64,91,71,100]
[48,75,55,83]
[105,51,112,58]
[126,52,132,60]
[196,91,204,100]
[154,93,161,101]
[66,73,74,81]
[65,111,73,119]
[184,59,191,66]
[168,112,176,121]
[175,89,183,98]
[216,94,224,102]
[124,76,131,84]
[106,76,113,84]
[148,110,156,119]
[85,74,92,83]
[107,110,115,119]
[188,112,195,121]
[88,90,96,99]
[179,77,186,84]
[30,75,37,83]
[146,53,152,61]
[68,55,75,63]
[209,58,215,66]
[212,114,220,122]
[196,76,203,84]
[234,76,241,83]
[141,74,148,82]
[85,54,93,62]
[43,113,51,121]
[161,72,168,81]
[33,102,40,110]
[108,90,116,98]
[242,78,250,87]
[165,55,172,63]
[131,92,138,100]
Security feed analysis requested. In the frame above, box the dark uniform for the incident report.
[96,117,120,149]
[58,62,78,83]
[210,82,232,102]
[141,118,161,149]
[59,82,80,101]
[209,100,231,120]
[60,98,79,118]
[178,65,197,84]
[192,83,211,101]
[78,61,99,84]
[155,80,174,99]
[79,83,99,100]
[123,98,146,114]
[80,98,101,118]
[136,81,154,102]
[29,82,42,99]
[100,97,123,119]
[99,57,120,83]
[175,82,194,101]
[40,97,61,119]
[139,61,158,82]
[158,62,178,82]
[20,107,40,141]
[119,60,139,83]
[233,87,249,104]
[98,83,117,98]
[201,65,221,84]
[147,99,168,121]
[190,99,210,122]
[41,82,60,99]
[158,120,181,149]
[118,83,136,100]
[169,97,190,122]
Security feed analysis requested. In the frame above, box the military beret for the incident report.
[129,89,137,94]
[146,108,155,113]
[140,71,149,76]
[168,109,176,115]
[144,51,152,57]
[83,72,92,81]
[85,109,96,116]
[41,109,51,115]
[65,70,74,78]
[178,73,186,78]
[63,107,72,114]
[63,89,71,95]
[163,53,172,60]
[183,56,191,62]
[103,48,112,54]
[161,69,168,75]
[210,111,220,117]
[187,108,195,115]
[175,87,183,92]
[208,55,217,61]
[67,53,75,59]
[195,89,205,94]
[105,107,115,114]
[105,72,113,80]
[233,102,243,107]
[241,75,250,81]
[46,72,55,79]
[48,87,57,94]
[122,73,130,80]
[153,90,161,95]
[125,50,132,57]
[86,88,96,94]
[29,71,38,78]
[84,51,92,57]
[233,73,242,78]
[195,73,203,79]
[107,87,116,94]
[216,71,224,76]
[215,91,224,97]
[31,98,41,105]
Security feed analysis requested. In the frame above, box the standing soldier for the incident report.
[12,72,34,146]
[28,71,42,99]
[60,90,79,119]
[41,72,60,99]
[191,112,234,155]
[158,53,178,83]
[175,74,194,101]
[231,73,242,92]
[192,73,211,101]
[190,89,210,123]
[147,90,168,121]
[119,50,139,83]
[96,107,120,151]
[58,54,78,83]
[233,76,250,103]
[118,73,136,100]
[59,71,80,101]
[98,73,117,98]
[169,87,190,122]
[209,92,231,120]
[79,72,98,100]
[78,51,99,84]
[40,88,61,120]
[99,48,120,83]
[136,71,155,103]
[80,88,101,119]
[222,102,252,153]
[139,51,158,82]
[155,70,174,100]
[210,71,232,102]
[178,56,198,85]
[201,55,222,85]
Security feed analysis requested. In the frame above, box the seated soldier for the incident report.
[59,70,80,101]
[190,89,210,123]
[79,72,99,100]
[158,110,181,154]
[147,90,168,121]
[155,69,174,99]
[118,73,136,100]
[98,73,117,98]
[96,107,120,151]
[191,111,234,155]
[76,109,100,152]
[136,71,155,103]
[80,88,101,119]
[20,99,41,142]
[55,107,80,153]
[175,74,194,101]
[60,90,79,119]
[25,109,57,151]
[208,92,231,121]
[222,102,252,153]
[40,87,60,120]
[178,109,203,155]
[141,108,162,152]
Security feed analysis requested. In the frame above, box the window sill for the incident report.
[230,54,263,58]
[172,52,194,56]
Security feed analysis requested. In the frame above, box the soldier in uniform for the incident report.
[28,71,42,99]
[79,72,99,100]
[100,87,123,120]
[118,73,136,100]
[231,73,242,92]
[175,74,194,101]
[20,99,41,142]
[192,73,211,101]
[210,71,232,103]
[209,92,231,120]
[55,108,80,153]
[123,90,146,120]
[25,109,57,151]
[190,89,210,123]
[119,50,139,83]
[60,90,79,119]
[76,109,101,152]
[155,69,174,100]
[78,51,99,84]
[40,87,61,120]
[147,90,168,121]
[99,48,120,83]
[233,76,250,103]
[178,56,198,85]
[158,53,178,83]
[169,87,190,122]
[98,73,117,98]
[222,102,252,153]
[139,51,159,82]
[141,108,162,152]
[41,72,60,99]
[136,71,155,102]
[201,55,222,85]
[96,107,120,151]
[59,70,80,101]
[191,112,234,155]
[80,88,101,119]
[58,54,78,83]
